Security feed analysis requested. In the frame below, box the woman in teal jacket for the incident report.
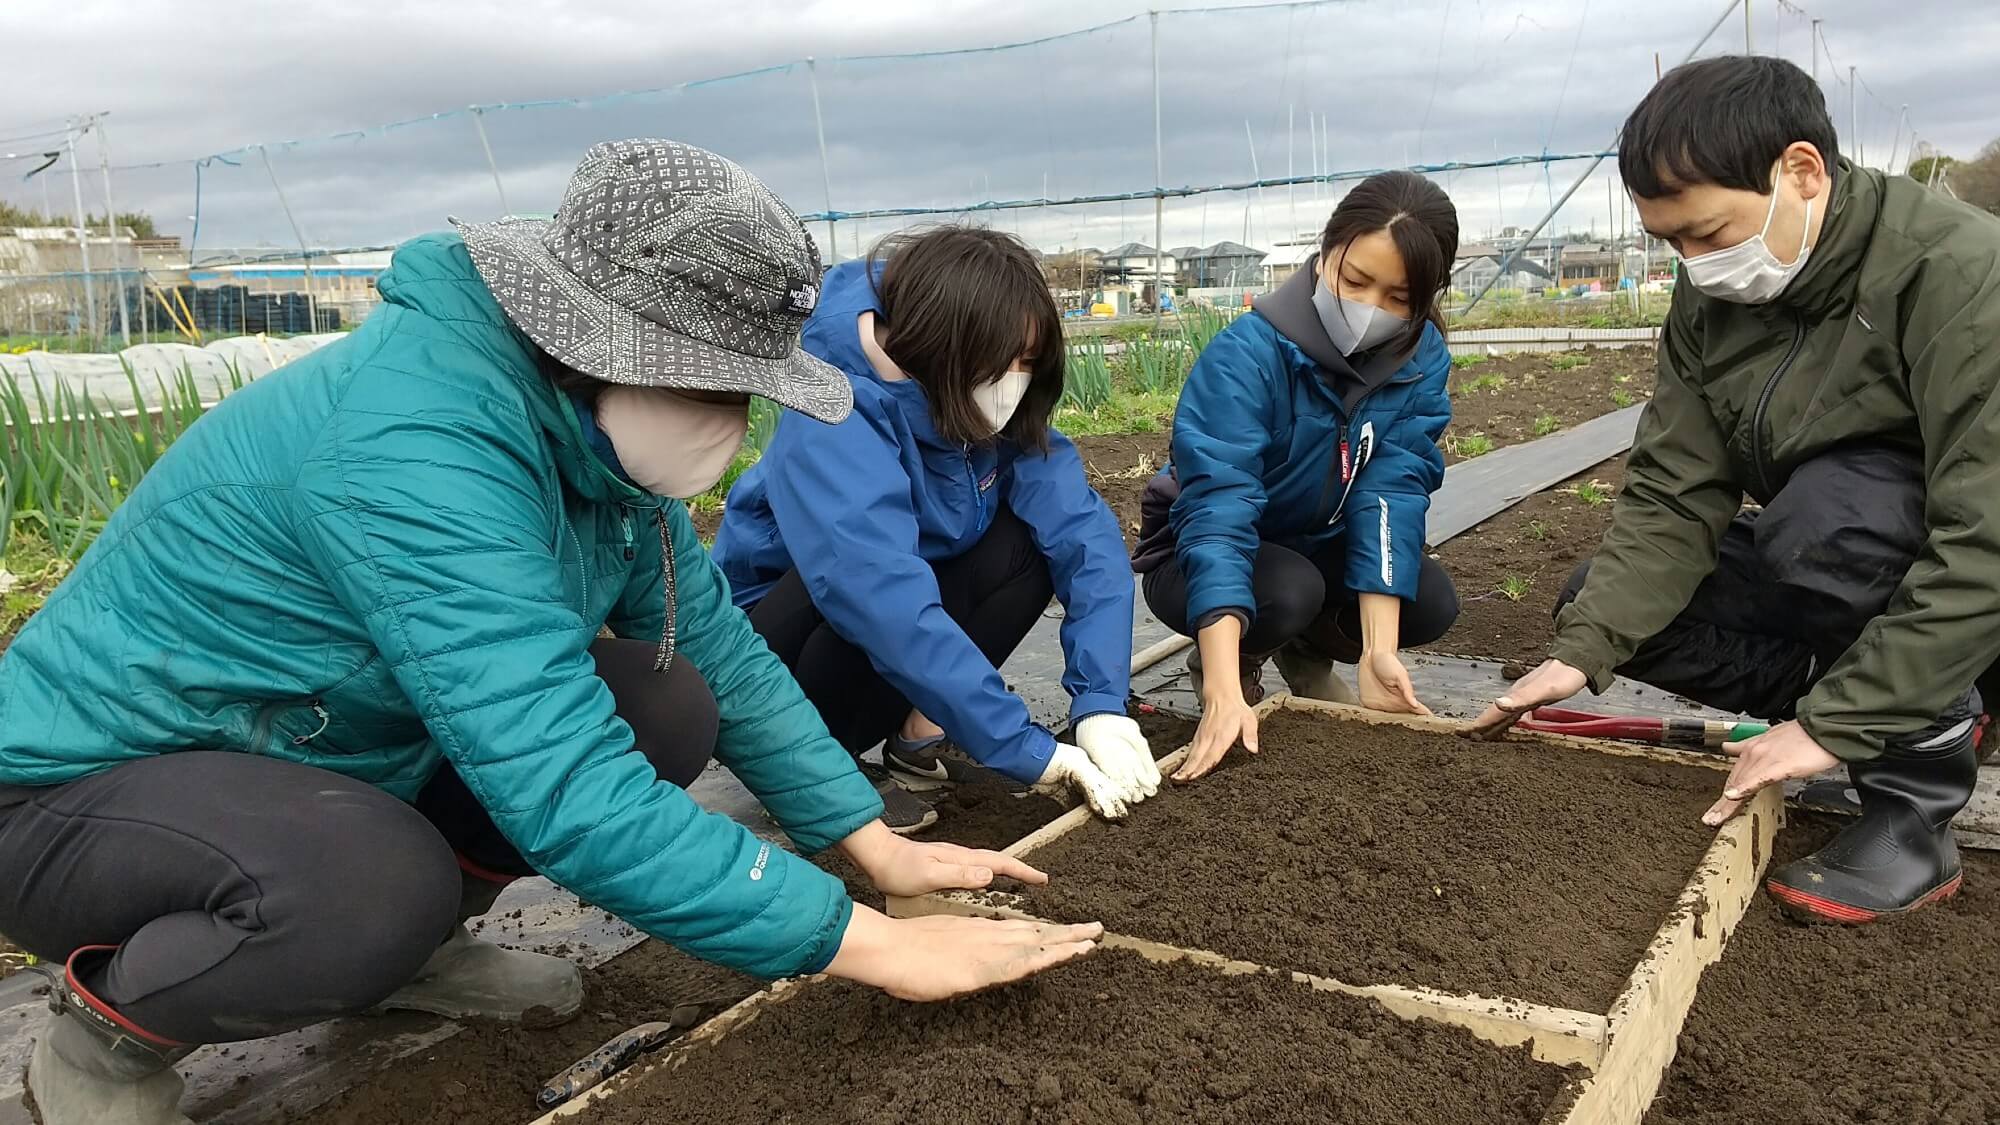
[0,141,1096,1125]
[1136,171,1463,779]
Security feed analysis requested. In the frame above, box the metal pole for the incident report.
[258,144,318,336]
[469,108,511,215]
[1151,11,1164,330]
[1464,0,1745,315]
[805,58,838,264]
[1810,19,1820,82]
[1286,103,1297,246]
[94,115,130,347]
[1743,0,1752,53]
[1244,119,1272,252]
[1849,66,1859,165]
[65,123,97,345]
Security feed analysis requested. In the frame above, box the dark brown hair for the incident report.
[870,225,1063,451]
[1318,170,1459,357]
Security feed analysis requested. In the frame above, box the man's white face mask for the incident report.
[1679,162,1816,305]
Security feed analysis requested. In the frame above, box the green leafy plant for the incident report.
[1533,414,1561,436]
[1496,574,1533,602]
[2,359,244,561]
[1176,305,1234,358]
[1573,479,1612,506]
[1457,373,1508,395]
[1124,337,1191,396]
[1060,337,1116,414]
[1450,352,1491,369]
[1525,520,1549,541]
[1452,432,1495,459]
[1548,353,1592,371]
[1611,389,1635,408]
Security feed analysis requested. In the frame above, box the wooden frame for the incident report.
[535,695,1779,1125]
[889,696,1782,1125]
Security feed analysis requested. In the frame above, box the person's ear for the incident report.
[1784,141,1830,203]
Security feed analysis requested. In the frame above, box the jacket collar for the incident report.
[1770,159,1878,319]
[1252,260,1415,407]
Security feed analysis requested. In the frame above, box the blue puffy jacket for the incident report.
[712,261,1133,784]
[1155,270,1452,629]
[0,233,882,980]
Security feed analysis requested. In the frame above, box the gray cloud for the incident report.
[5,0,1994,258]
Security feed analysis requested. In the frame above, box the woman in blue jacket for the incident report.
[0,143,1097,1125]
[714,227,1158,830]
[1134,171,1463,779]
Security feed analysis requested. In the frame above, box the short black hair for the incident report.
[1618,56,1839,199]
[870,225,1062,452]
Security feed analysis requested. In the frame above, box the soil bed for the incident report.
[1442,348,1652,463]
[1024,710,1720,1012]
[584,947,1577,1125]
[1425,457,1625,668]
[1644,816,2000,1125]
[300,939,761,1125]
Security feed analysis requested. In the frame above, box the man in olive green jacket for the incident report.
[1476,57,2000,924]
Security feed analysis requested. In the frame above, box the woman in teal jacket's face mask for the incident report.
[1134,171,1465,783]
[0,140,1099,1125]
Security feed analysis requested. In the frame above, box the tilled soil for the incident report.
[582,947,1579,1125]
[1074,431,1170,549]
[1644,817,2000,1125]
[299,940,761,1125]
[1024,710,1722,1013]
[1425,458,1625,668]
[1442,347,1653,462]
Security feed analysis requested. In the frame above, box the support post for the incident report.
[93,114,130,348]
[64,122,97,345]
[258,145,318,336]
[1463,0,1745,316]
[1849,66,1859,165]
[1810,19,1821,82]
[469,107,511,215]
[1743,0,1752,53]
[806,58,838,264]
[1151,10,1164,331]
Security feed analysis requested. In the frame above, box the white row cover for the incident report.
[0,334,347,419]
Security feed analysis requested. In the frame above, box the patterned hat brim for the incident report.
[453,216,853,425]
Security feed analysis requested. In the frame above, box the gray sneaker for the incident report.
[859,761,940,834]
[882,734,995,792]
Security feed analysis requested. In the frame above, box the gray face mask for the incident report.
[1311,272,1408,356]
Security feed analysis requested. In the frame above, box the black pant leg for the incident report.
[1139,542,1328,655]
[0,753,460,1045]
[748,506,1055,755]
[417,636,721,879]
[1552,444,1929,720]
[1309,553,1462,655]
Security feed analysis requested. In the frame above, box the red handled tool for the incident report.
[1516,706,1767,750]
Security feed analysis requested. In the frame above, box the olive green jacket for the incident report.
[1551,162,2000,761]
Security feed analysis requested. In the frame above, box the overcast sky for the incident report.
[6,0,1995,263]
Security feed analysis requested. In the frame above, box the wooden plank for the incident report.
[529,977,813,1124]
[1556,784,1782,1125]
[1427,403,1642,544]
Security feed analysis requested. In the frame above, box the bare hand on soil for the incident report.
[1177,696,1260,781]
[1469,659,1589,738]
[1702,720,1840,827]
[825,906,1102,1001]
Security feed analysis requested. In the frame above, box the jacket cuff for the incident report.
[1795,695,1887,763]
[784,766,887,856]
[1189,607,1251,634]
[986,725,1059,786]
[799,891,858,975]
[1548,609,1619,694]
[1068,690,1127,728]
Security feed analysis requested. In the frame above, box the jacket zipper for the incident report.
[1311,375,1413,527]
[566,518,589,609]
[1749,313,1809,499]
[964,445,986,525]
[249,698,329,749]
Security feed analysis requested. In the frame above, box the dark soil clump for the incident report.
[299,940,760,1125]
[1425,458,1625,666]
[1644,817,2000,1124]
[1025,710,1720,1012]
[585,948,1578,1125]
[1073,431,1171,549]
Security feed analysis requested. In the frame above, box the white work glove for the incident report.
[1035,744,1131,820]
[1073,713,1162,804]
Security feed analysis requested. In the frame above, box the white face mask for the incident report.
[1312,268,1408,356]
[1680,168,1814,305]
[974,370,1033,434]
[594,386,750,498]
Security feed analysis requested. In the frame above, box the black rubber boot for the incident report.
[1766,692,1981,924]
[27,948,196,1125]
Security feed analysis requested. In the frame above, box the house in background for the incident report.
[1451,242,1555,294]
[1178,241,1267,288]
[1556,243,1623,291]
[1261,241,1317,287]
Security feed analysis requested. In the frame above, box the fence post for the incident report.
[65,123,98,344]
[470,107,511,215]
[806,58,839,264]
[93,115,132,348]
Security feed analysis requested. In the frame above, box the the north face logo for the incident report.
[787,283,819,315]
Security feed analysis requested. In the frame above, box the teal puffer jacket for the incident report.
[0,232,883,979]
